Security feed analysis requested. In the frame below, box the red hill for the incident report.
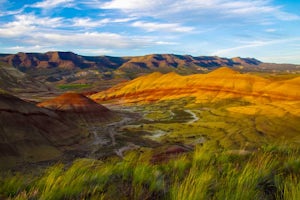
[38,93,114,121]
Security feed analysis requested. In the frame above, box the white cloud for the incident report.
[0,13,174,53]
[72,18,106,28]
[2,30,168,54]
[102,0,161,10]
[5,45,55,52]
[132,21,194,33]
[0,14,62,37]
[23,31,159,50]
[155,41,178,45]
[74,48,114,55]
[32,0,74,9]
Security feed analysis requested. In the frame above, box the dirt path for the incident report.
[107,117,132,146]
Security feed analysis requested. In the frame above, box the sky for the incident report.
[0,0,300,64]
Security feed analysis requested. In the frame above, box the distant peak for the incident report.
[208,67,240,75]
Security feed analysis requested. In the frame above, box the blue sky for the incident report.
[0,0,299,64]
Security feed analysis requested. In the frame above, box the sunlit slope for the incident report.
[91,67,300,104]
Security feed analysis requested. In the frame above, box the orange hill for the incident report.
[38,93,109,112]
[90,67,300,104]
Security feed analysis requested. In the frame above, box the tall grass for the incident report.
[1,143,300,200]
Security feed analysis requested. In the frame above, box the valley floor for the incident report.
[1,97,300,199]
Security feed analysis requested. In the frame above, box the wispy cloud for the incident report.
[132,21,194,33]
[0,8,25,17]
[212,37,300,56]
[32,0,74,9]
[212,41,271,55]
[71,17,136,28]
[101,0,300,22]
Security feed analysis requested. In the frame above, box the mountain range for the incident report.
[0,52,299,89]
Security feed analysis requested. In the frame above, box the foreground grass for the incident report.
[1,142,300,200]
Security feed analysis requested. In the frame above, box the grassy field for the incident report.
[1,97,299,199]
[1,142,300,199]
[128,98,300,150]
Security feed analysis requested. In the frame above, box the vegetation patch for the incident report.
[57,83,92,90]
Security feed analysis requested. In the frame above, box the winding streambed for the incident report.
[184,109,199,124]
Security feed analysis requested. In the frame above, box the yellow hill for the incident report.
[90,67,300,104]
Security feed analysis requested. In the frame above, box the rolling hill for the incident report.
[0,92,88,169]
[90,67,300,104]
